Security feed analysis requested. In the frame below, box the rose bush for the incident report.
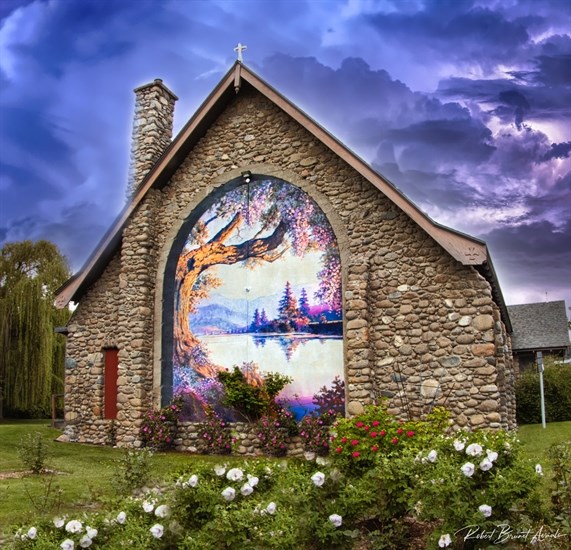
[10,406,559,549]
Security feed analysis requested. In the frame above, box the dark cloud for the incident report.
[387,118,495,170]
[363,5,532,68]
[0,0,568,311]
[1,201,109,269]
[541,142,571,161]
[483,218,571,303]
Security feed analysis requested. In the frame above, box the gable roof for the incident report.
[55,61,510,329]
[508,301,570,352]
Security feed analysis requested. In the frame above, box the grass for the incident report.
[517,421,571,470]
[1,420,570,540]
[0,421,231,538]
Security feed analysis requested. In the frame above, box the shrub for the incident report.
[516,361,571,424]
[548,441,571,532]
[330,403,449,472]
[299,409,338,455]
[113,448,154,494]
[198,411,232,454]
[17,432,50,474]
[139,397,182,450]
[10,407,555,550]
[217,365,292,421]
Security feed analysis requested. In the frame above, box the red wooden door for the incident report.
[104,348,118,419]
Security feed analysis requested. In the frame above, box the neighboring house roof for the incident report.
[54,62,510,329]
[508,301,570,352]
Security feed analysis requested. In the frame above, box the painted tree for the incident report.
[174,179,340,374]
[0,240,71,418]
[278,281,298,327]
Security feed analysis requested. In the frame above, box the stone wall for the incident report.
[175,422,306,457]
[63,85,516,447]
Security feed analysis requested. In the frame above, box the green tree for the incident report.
[0,240,71,418]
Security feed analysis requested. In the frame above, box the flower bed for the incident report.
[10,404,565,549]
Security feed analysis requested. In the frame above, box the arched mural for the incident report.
[171,176,344,420]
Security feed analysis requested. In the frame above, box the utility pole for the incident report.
[536,351,546,429]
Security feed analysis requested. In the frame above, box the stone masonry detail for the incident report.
[63,85,517,448]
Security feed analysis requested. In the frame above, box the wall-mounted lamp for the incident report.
[241,170,251,183]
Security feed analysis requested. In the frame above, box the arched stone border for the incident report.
[152,163,351,409]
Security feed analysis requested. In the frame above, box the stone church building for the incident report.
[55,62,516,448]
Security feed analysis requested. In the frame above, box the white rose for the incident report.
[155,504,170,518]
[221,487,236,501]
[439,533,452,547]
[328,514,342,527]
[188,474,198,487]
[479,504,492,518]
[79,535,92,548]
[241,483,254,496]
[116,512,126,524]
[479,458,493,471]
[247,474,259,487]
[466,443,483,456]
[427,450,438,463]
[150,524,164,539]
[311,471,325,487]
[453,440,465,451]
[214,464,226,476]
[461,462,475,477]
[226,468,244,482]
[65,520,83,534]
[266,502,277,514]
[61,539,75,550]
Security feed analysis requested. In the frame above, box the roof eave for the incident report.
[55,62,503,310]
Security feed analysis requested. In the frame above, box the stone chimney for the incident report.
[127,78,178,198]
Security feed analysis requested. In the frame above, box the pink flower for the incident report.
[336,446,343,453]
[407,431,415,437]
[351,440,359,446]
[391,437,398,444]
[356,421,364,428]
[352,451,360,458]
[372,445,379,452]
[372,421,380,427]
[370,431,377,438]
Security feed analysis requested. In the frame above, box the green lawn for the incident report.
[0,421,227,538]
[517,420,571,469]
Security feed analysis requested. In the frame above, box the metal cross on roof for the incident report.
[234,43,247,62]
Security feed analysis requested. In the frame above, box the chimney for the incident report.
[127,78,178,198]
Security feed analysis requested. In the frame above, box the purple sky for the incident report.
[0,0,569,315]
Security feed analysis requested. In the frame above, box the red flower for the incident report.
[363,425,370,431]
[372,420,380,427]
[370,431,377,438]
[356,421,364,428]
[351,439,359,446]
[407,430,415,437]
[391,437,399,444]
[397,428,404,435]
[352,451,360,458]
[380,430,386,436]
[336,446,343,453]
[341,437,347,443]
[372,445,379,452]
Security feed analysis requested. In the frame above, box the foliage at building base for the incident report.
[10,404,567,550]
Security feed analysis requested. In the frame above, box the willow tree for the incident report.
[0,240,71,418]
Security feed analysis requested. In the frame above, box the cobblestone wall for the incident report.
[63,85,516,447]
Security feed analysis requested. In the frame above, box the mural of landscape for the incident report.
[172,177,344,420]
